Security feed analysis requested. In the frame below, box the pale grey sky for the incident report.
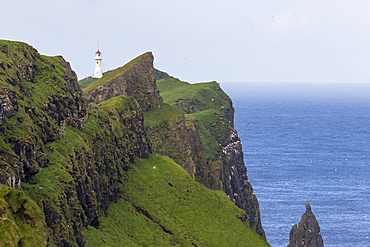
[2,0,370,83]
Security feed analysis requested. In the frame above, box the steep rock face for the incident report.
[144,104,206,178]
[0,88,18,125]
[156,78,266,239]
[25,96,150,246]
[288,201,324,247]
[83,52,163,112]
[185,118,208,181]
[35,96,150,246]
[221,128,266,239]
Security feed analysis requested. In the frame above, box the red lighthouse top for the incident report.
[95,50,101,55]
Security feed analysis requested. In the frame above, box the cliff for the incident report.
[156,78,266,239]
[0,40,85,184]
[0,41,270,246]
[143,104,208,179]
[83,52,163,112]
[288,201,324,247]
[0,41,151,245]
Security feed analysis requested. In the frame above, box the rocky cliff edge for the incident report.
[83,52,162,112]
[156,78,266,239]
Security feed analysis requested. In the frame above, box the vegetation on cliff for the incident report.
[0,41,150,245]
[0,184,48,246]
[21,95,150,245]
[143,103,200,178]
[0,40,269,246]
[157,78,234,158]
[0,40,84,176]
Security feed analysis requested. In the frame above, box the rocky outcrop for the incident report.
[2,95,151,246]
[288,201,324,247]
[83,52,162,112]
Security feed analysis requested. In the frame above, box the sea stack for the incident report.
[288,201,324,247]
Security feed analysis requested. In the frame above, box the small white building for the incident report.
[93,50,102,78]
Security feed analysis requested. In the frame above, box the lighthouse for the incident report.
[93,50,102,78]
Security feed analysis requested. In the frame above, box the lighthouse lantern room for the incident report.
[93,50,102,78]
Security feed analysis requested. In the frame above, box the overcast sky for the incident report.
[2,0,370,83]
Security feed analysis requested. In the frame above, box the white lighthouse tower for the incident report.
[93,50,102,78]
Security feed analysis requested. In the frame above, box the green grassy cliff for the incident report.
[0,40,269,246]
[157,78,266,239]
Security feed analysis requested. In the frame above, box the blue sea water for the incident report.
[221,82,370,247]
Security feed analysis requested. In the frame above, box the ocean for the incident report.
[221,82,370,247]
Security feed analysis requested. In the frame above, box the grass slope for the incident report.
[156,78,227,109]
[78,76,98,90]
[78,69,119,90]
[85,155,270,247]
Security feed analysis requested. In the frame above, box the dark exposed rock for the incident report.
[23,96,150,247]
[0,89,18,125]
[155,69,173,80]
[288,201,324,247]
[186,118,208,180]
[221,128,266,239]
[84,52,163,112]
